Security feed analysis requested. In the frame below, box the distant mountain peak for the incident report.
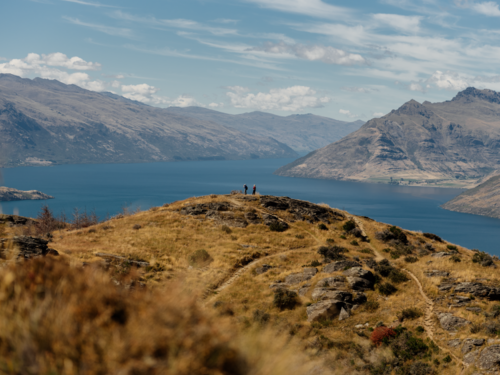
[452,87,500,104]
[394,99,432,117]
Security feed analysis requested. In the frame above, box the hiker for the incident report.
[252,184,256,195]
[243,184,248,195]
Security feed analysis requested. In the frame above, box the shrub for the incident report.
[326,238,335,244]
[390,332,429,360]
[390,250,402,259]
[317,245,348,261]
[416,326,425,333]
[273,289,298,310]
[470,323,482,334]
[303,260,321,267]
[360,248,373,254]
[188,249,213,267]
[388,270,409,284]
[406,361,433,375]
[252,309,271,325]
[389,226,408,245]
[375,259,394,277]
[442,355,452,363]
[340,235,346,239]
[133,224,142,230]
[221,225,232,234]
[365,300,380,312]
[350,240,359,246]
[370,326,396,346]
[318,223,328,231]
[343,220,356,232]
[446,244,457,251]
[472,251,494,266]
[423,232,443,242]
[483,321,500,335]
[449,255,461,263]
[398,308,423,321]
[404,256,418,263]
[295,234,304,239]
[383,248,391,253]
[269,222,287,232]
[378,282,397,296]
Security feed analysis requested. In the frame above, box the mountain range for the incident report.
[276,88,500,187]
[164,107,364,153]
[0,74,297,167]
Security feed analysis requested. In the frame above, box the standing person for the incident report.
[243,184,248,195]
[252,184,256,195]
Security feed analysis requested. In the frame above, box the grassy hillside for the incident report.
[1,194,500,374]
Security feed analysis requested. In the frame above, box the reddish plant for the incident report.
[370,326,396,346]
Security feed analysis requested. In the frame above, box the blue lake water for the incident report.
[1,158,499,254]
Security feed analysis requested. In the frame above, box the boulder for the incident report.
[262,214,289,230]
[425,270,450,277]
[343,267,375,283]
[181,202,233,215]
[339,307,350,321]
[284,268,317,285]
[454,282,500,301]
[437,312,471,331]
[0,214,33,227]
[306,300,347,322]
[466,307,482,313]
[477,345,500,370]
[244,211,262,224]
[347,277,374,291]
[364,259,377,269]
[298,284,311,296]
[432,252,453,258]
[0,236,58,260]
[315,276,346,288]
[205,211,248,228]
[315,290,353,303]
[438,281,456,292]
[462,339,485,354]
[255,264,273,275]
[464,350,480,365]
[448,339,461,347]
[323,260,361,273]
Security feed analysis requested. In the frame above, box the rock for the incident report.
[425,270,450,277]
[343,267,375,282]
[464,349,480,365]
[315,276,346,288]
[355,324,364,329]
[0,214,33,227]
[306,300,347,322]
[317,290,353,303]
[462,339,485,354]
[206,211,248,228]
[259,196,344,224]
[438,281,456,292]
[0,236,58,260]
[454,282,500,300]
[339,307,350,321]
[349,228,364,238]
[353,293,367,305]
[347,277,374,291]
[181,202,233,215]
[132,224,142,230]
[244,211,262,224]
[466,307,482,313]
[364,259,377,269]
[298,285,311,296]
[488,339,500,344]
[432,252,453,258]
[452,296,471,305]
[477,345,500,370]
[323,260,361,273]
[437,312,471,331]
[284,268,318,285]
[262,214,289,230]
[448,339,461,347]
[255,264,273,275]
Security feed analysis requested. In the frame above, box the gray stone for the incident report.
[454,282,500,300]
[425,270,450,277]
[244,211,262,224]
[0,236,59,260]
[343,267,375,282]
[477,345,500,370]
[462,339,485,354]
[284,268,318,285]
[306,300,346,322]
[316,276,346,288]
[339,307,350,321]
[255,264,273,275]
[464,349,480,365]
[437,312,471,331]
[466,307,482,313]
[347,276,374,291]
[448,339,461,347]
[262,214,289,230]
[298,285,311,296]
[322,260,361,273]
[432,252,452,258]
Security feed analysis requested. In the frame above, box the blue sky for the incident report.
[2,0,500,120]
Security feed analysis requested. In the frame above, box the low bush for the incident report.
[350,240,359,246]
[406,361,433,375]
[390,332,429,360]
[423,232,443,242]
[273,289,298,310]
[483,321,500,335]
[442,355,452,363]
[318,223,328,231]
[472,251,494,266]
[188,249,213,267]
[269,222,287,232]
[253,309,271,325]
[404,256,418,263]
[449,255,461,263]
[383,248,391,253]
[398,308,423,321]
[416,326,425,333]
[390,250,402,259]
[326,238,335,244]
[317,245,348,261]
[340,235,346,239]
[221,225,232,234]
[370,326,396,346]
[365,300,380,312]
[295,234,304,239]
[470,323,482,334]
[375,259,394,277]
[446,244,457,251]
[388,270,409,284]
[342,220,356,232]
[378,282,397,296]
[360,248,373,254]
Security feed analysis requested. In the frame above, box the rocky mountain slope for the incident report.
[276,88,500,187]
[0,74,297,167]
[0,187,53,201]
[165,107,364,153]
[2,194,500,374]
[442,174,500,219]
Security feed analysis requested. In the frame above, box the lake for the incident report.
[1,158,499,254]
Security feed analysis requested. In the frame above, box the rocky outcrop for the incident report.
[461,338,485,354]
[454,282,500,300]
[425,270,449,277]
[0,236,59,259]
[180,202,250,228]
[437,312,470,331]
[181,202,233,215]
[0,214,33,227]
[262,214,289,230]
[0,187,53,202]
[477,345,500,371]
[96,252,150,268]
[432,252,453,258]
[285,268,318,285]
[323,260,361,273]
[259,196,344,223]
[255,264,273,275]
[306,291,353,322]
[244,211,262,224]
[343,267,375,291]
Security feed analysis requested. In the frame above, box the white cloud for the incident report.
[339,109,358,118]
[226,85,330,112]
[244,0,351,20]
[60,0,117,7]
[427,70,470,90]
[341,86,371,93]
[372,13,423,33]
[373,112,385,117]
[222,85,249,94]
[208,102,224,108]
[64,17,134,37]
[248,42,366,65]
[0,53,108,91]
[170,95,201,107]
[121,84,203,107]
[469,1,500,16]
[409,83,425,92]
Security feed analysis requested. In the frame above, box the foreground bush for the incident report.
[0,258,325,375]
[370,326,396,346]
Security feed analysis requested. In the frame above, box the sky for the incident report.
[2,0,500,120]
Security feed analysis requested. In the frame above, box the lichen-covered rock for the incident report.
[462,338,485,354]
[284,268,317,285]
[244,211,262,224]
[343,267,375,283]
[306,300,346,322]
[448,339,461,347]
[323,260,361,273]
[432,252,453,258]
[464,349,480,365]
[338,307,350,321]
[315,276,346,288]
[437,312,471,331]
[347,277,374,291]
[454,282,500,300]
[255,264,273,275]
[0,236,58,260]
[477,345,500,370]
[181,202,233,215]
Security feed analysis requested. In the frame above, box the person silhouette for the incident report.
[243,184,248,195]
[252,184,256,195]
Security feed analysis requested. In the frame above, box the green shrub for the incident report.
[318,223,328,231]
[269,222,287,232]
[390,250,402,259]
[375,259,394,277]
[343,220,356,232]
[378,282,397,296]
[360,248,373,254]
[447,244,457,251]
[442,355,452,363]
[423,232,443,242]
[350,240,359,246]
[404,256,418,263]
[416,326,425,333]
[221,225,232,234]
[326,238,335,244]
[390,332,429,360]
[188,249,213,267]
[388,269,409,284]
[365,300,380,312]
[273,289,298,310]
[398,308,423,321]
[470,323,482,334]
[340,235,346,239]
[318,245,348,261]
[449,255,461,263]
[383,248,391,253]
